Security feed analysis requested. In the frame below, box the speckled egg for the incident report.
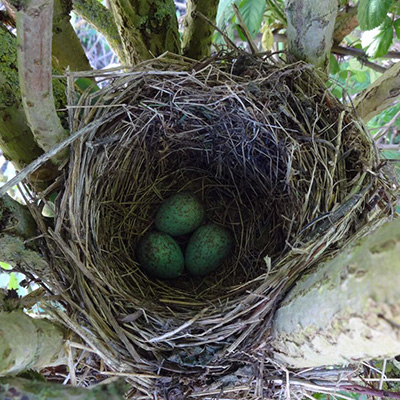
[185,224,234,277]
[155,192,205,237]
[137,232,184,279]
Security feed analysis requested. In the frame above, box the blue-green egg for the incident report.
[185,224,234,277]
[155,192,204,236]
[137,232,184,279]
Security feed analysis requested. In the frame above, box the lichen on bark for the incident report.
[271,218,400,368]
[285,0,338,70]
[0,311,66,375]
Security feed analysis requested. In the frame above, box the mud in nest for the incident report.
[39,54,396,398]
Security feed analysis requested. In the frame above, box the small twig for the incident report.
[0,110,124,198]
[333,45,400,60]
[0,9,15,27]
[196,11,240,52]
[373,109,400,140]
[332,45,388,73]
[232,4,258,54]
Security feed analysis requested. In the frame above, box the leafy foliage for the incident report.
[361,16,394,57]
[216,0,266,43]
[358,0,393,30]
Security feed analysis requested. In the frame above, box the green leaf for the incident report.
[358,0,393,30]
[216,0,240,28]
[216,0,241,44]
[238,0,266,38]
[75,78,100,94]
[394,19,400,38]
[329,54,340,75]
[8,273,18,290]
[363,17,393,57]
[0,262,11,270]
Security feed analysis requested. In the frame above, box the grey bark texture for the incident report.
[0,311,66,375]
[9,0,68,164]
[354,62,400,123]
[285,0,338,69]
[271,218,400,368]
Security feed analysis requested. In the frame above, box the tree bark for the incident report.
[0,311,66,375]
[0,24,59,181]
[52,0,92,72]
[181,0,219,60]
[333,5,358,45]
[354,62,400,123]
[109,0,180,65]
[9,0,69,165]
[0,377,127,399]
[0,194,49,275]
[72,0,125,63]
[271,217,400,368]
[285,0,338,70]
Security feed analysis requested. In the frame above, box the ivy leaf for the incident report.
[362,16,393,58]
[394,19,400,38]
[358,0,393,30]
[238,0,266,38]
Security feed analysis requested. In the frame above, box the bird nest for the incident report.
[35,54,396,398]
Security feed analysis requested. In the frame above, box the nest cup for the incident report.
[44,54,396,397]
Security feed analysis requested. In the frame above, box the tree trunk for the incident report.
[0,377,127,399]
[271,218,400,367]
[285,0,338,70]
[181,0,219,60]
[109,0,180,65]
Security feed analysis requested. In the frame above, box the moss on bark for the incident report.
[109,0,180,64]
[73,0,125,63]
[0,376,127,399]
[182,0,219,60]
[0,24,62,179]
[52,0,92,72]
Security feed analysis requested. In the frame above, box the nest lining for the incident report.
[35,54,396,397]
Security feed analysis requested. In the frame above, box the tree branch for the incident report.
[52,0,92,72]
[181,0,219,60]
[72,0,125,63]
[8,0,69,165]
[0,194,49,274]
[332,45,388,73]
[109,0,180,65]
[0,311,66,375]
[333,5,358,45]
[284,0,338,70]
[0,376,127,399]
[271,217,400,368]
[0,25,59,181]
[354,61,400,122]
